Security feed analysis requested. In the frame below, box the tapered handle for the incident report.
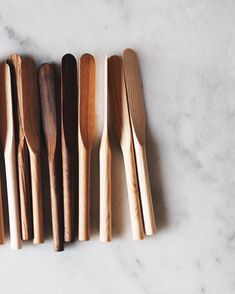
[29,150,44,244]
[99,136,111,242]
[0,176,4,244]
[62,146,75,242]
[18,140,33,240]
[49,158,64,251]
[134,142,156,235]
[5,151,21,249]
[122,144,144,240]
[79,143,91,241]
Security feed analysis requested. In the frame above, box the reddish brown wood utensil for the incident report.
[61,54,78,242]
[39,63,64,251]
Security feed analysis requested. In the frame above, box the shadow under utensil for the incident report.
[145,124,168,231]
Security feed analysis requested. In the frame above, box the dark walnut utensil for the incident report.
[39,63,64,251]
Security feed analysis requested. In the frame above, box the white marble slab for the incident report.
[0,1,234,293]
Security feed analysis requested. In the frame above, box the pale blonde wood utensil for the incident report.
[9,54,33,241]
[123,48,156,235]
[21,57,44,244]
[0,170,4,244]
[79,53,96,241]
[61,54,78,242]
[0,63,21,249]
[108,56,144,240]
[99,56,111,242]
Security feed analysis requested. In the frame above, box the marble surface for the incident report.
[0,1,235,293]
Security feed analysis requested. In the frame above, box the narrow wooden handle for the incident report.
[49,158,64,251]
[62,147,75,242]
[122,143,144,240]
[18,140,33,240]
[5,151,21,249]
[79,143,91,241]
[0,176,4,244]
[29,150,44,244]
[99,136,111,242]
[134,143,156,235]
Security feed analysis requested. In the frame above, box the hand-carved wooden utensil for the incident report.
[108,56,144,240]
[0,62,21,249]
[99,56,111,242]
[9,54,33,241]
[123,48,156,235]
[61,54,78,242]
[79,53,96,241]
[0,169,4,244]
[39,63,64,251]
[21,57,44,244]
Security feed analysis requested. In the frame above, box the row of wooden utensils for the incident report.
[0,48,156,251]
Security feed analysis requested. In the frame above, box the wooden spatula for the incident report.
[9,54,33,241]
[79,53,96,241]
[0,62,21,249]
[123,49,156,235]
[0,168,4,244]
[61,54,78,242]
[99,56,111,242]
[39,63,64,251]
[21,57,44,244]
[108,56,144,240]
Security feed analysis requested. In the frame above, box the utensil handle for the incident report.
[123,144,144,240]
[134,142,156,235]
[18,140,33,240]
[0,176,4,244]
[5,150,21,249]
[62,146,75,242]
[79,143,90,241]
[99,135,111,242]
[49,158,64,251]
[30,150,44,244]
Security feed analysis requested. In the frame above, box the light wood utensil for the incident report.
[39,63,64,251]
[123,48,156,235]
[0,169,4,244]
[0,63,21,249]
[99,56,111,242]
[108,56,144,240]
[9,54,33,241]
[21,57,44,244]
[61,54,78,242]
[79,53,96,241]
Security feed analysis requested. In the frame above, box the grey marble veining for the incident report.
[0,1,234,293]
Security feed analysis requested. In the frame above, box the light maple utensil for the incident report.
[61,54,78,242]
[99,56,111,242]
[39,63,64,251]
[123,49,156,235]
[108,56,144,240]
[21,57,44,244]
[0,62,21,249]
[9,54,33,241]
[79,53,96,241]
[0,170,4,244]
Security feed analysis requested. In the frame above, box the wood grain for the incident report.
[79,54,96,241]
[9,54,33,241]
[39,63,64,251]
[99,57,111,242]
[21,57,44,244]
[0,63,21,249]
[123,48,156,235]
[108,56,144,240]
[61,54,78,242]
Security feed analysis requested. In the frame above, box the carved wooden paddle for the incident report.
[99,56,111,242]
[79,53,96,241]
[123,49,156,235]
[21,57,44,244]
[9,54,33,241]
[61,54,78,242]
[108,56,144,240]
[39,63,64,251]
[0,62,21,249]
